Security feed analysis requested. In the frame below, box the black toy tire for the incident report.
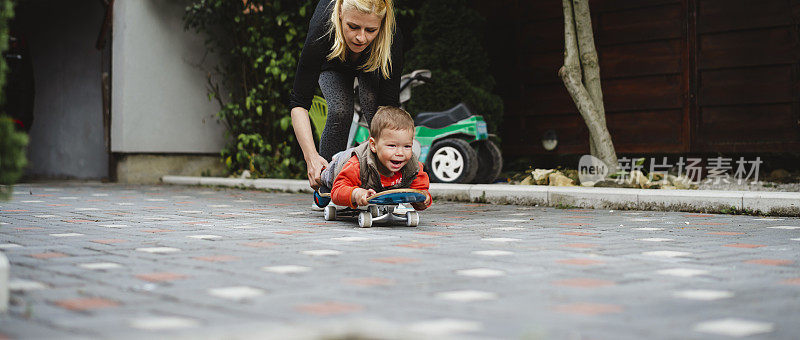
[426,138,478,184]
[472,140,503,184]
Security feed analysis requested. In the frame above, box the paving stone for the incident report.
[1,183,799,339]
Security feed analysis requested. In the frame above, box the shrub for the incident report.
[403,0,503,134]
[184,0,313,178]
[0,0,29,200]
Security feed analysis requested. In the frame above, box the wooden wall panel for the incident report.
[596,4,683,45]
[699,28,798,70]
[600,40,683,78]
[695,0,800,151]
[697,0,796,33]
[478,0,800,158]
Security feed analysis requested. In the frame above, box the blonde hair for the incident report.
[327,0,395,79]
[370,106,414,139]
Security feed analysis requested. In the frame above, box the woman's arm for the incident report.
[291,106,328,189]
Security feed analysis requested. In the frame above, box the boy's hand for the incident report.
[411,193,431,211]
[351,188,376,206]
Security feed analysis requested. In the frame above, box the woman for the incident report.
[290,0,403,189]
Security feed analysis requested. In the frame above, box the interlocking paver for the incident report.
[1,182,799,339]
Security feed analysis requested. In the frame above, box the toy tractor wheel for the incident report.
[323,205,337,221]
[426,138,478,183]
[472,140,503,184]
[358,211,373,228]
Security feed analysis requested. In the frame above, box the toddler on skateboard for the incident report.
[317,106,432,210]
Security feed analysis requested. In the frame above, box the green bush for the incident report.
[184,0,313,178]
[1,0,28,200]
[403,0,503,134]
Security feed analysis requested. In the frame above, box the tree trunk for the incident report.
[558,0,618,173]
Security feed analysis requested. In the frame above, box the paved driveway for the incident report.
[1,182,799,339]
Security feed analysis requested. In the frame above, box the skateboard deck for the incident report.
[321,188,426,227]
[367,188,427,205]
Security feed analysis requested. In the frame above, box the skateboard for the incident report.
[320,188,427,228]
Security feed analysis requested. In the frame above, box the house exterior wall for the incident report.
[111,0,225,154]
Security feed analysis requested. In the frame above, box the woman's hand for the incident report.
[291,106,328,190]
[351,188,376,206]
[306,153,329,190]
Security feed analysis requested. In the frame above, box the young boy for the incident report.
[318,106,432,210]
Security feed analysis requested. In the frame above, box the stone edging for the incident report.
[161,176,800,216]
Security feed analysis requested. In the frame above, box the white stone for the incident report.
[301,249,342,256]
[497,219,527,223]
[637,238,673,242]
[766,226,800,230]
[332,236,370,241]
[91,193,109,197]
[262,265,311,274]
[75,208,100,211]
[471,250,514,256]
[228,225,256,229]
[145,198,166,202]
[693,318,773,337]
[99,224,129,228]
[455,268,506,278]
[753,218,783,221]
[642,251,691,258]
[657,268,709,277]
[128,317,199,330]
[0,244,22,249]
[792,238,800,241]
[630,218,657,222]
[180,210,203,214]
[142,217,169,221]
[59,197,79,200]
[207,286,265,301]
[187,235,222,240]
[136,247,180,254]
[21,200,44,203]
[116,203,135,206]
[34,215,58,218]
[491,227,525,231]
[50,233,83,237]
[509,213,528,216]
[42,188,62,192]
[209,205,231,208]
[409,319,482,336]
[435,290,497,302]
[79,262,122,270]
[8,279,48,292]
[481,237,521,243]
[674,289,733,301]
[633,227,663,231]
[288,212,305,215]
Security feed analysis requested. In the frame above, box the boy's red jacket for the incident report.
[331,155,432,209]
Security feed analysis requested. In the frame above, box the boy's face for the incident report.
[369,128,415,174]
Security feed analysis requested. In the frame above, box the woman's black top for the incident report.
[289,0,403,110]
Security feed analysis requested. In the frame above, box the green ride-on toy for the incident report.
[309,69,503,184]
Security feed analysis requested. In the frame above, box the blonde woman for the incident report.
[290,0,402,190]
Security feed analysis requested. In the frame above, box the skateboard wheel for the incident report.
[369,205,380,217]
[358,211,372,228]
[324,205,337,221]
[405,211,419,227]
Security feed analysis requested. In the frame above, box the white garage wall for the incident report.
[111,0,225,153]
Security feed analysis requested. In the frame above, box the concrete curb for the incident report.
[161,176,800,216]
